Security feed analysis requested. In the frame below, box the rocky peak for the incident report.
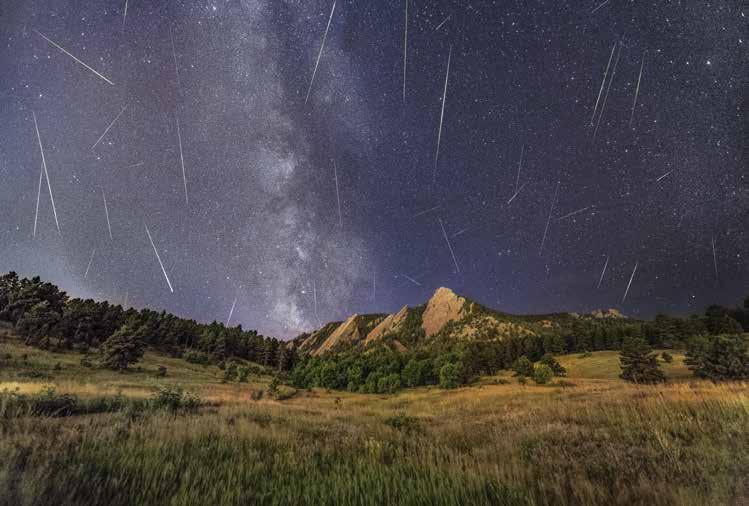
[421,287,467,337]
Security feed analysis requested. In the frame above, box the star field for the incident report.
[0,1,746,338]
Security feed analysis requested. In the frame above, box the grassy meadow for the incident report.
[1,337,747,506]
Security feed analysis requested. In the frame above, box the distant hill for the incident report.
[290,287,629,356]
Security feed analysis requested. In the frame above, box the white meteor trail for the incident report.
[123,0,128,31]
[35,30,114,86]
[313,279,320,327]
[711,236,718,281]
[507,181,528,205]
[438,218,460,274]
[176,116,188,205]
[590,0,613,14]
[515,145,525,193]
[372,270,376,303]
[597,255,609,288]
[102,189,113,240]
[84,248,96,279]
[622,261,638,303]
[305,0,336,105]
[402,0,408,103]
[91,105,127,150]
[169,26,181,91]
[656,170,674,182]
[145,223,174,293]
[557,205,593,221]
[32,112,60,234]
[435,15,451,31]
[591,42,616,125]
[434,45,452,183]
[629,51,645,127]
[539,181,560,255]
[226,296,238,326]
[412,204,441,218]
[123,290,129,308]
[593,41,621,142]
[333,159,342,228]
[33,164,43,237]
[401,274,421,286]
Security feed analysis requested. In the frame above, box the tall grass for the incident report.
[1,339,747,505]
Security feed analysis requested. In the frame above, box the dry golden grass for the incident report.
[1,339,748,506]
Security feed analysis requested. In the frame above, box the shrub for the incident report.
[237,366,250,383]
[532,364,553,385]
[539,354,566,376]
[439,363,460,389]
[156,365,167,377]
[184,351,211,366]
[512,356,534,377]
[377,373,401,394]
[150,386,201,412]
[661,351,673,363]
[80,356,93,368]
[384,413,422,435]
[223,363,238,382]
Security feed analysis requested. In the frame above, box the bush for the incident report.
[539,354,566,376]
[439,363,460,389]
[149,386,201,412]
[377,373,401,394]
[237,366,251,383]
[156,365,167,377]
[661,351,673,363]
[80,357,93,368]
[223,363,238,382]
[184,351,211,366]
[384,413,422,434]
[532,364,553,385]
[512,356,534,377]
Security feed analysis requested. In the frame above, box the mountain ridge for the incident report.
[291,287,627,356]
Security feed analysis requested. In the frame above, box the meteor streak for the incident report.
[656,170,674,182]
[103,189,113,240]
[333,159,342,228]
[176,116,188,205]
[507,182,528,205]
[622,261,638,302]
[145,223,174,293]
[305,1,336,105]
[91,105,127,150]
[591,42,616,125]
[593,41,621,142]
[539,182,560,255]
[597,255,609,288]
[226,296,238,326]
[629,51,645,128]
[439,218,460,274]
[84,248,96,279]
[32,112,60,234]
[557,205,593,221]
[401,274,421,286]
[35,30,114,85]
[434,46,452,183]
[402,0,408,103]
[33,164,42,237]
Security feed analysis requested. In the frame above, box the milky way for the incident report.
[0,1,746,338]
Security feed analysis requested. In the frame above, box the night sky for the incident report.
[0,1,746,338]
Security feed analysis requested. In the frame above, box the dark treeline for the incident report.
[0,272,296,371]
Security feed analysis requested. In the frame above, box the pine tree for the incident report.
[619,337,665,384]
[101,324,145,371]
[686,334,749,381]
